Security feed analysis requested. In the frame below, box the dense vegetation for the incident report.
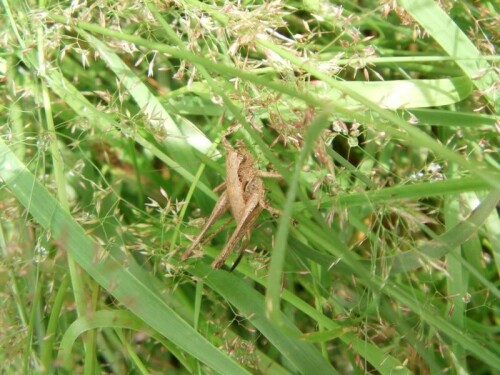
[1,0,498,373]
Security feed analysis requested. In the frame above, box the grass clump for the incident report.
[0,0,498,373]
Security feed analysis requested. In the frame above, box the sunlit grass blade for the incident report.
[398,0,498,108]
[313,76,472,110]
[401,109,497,127]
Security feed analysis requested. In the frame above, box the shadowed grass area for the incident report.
[1,0,498,373]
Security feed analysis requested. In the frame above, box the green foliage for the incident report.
[0,0,498,373]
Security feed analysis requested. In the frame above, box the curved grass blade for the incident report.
[58,310,169,369]
[388,191,500,275]
[312,76,472,109]
[398,0,498,108]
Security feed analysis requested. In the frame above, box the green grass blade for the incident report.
[40,275,70,369]
[59,310,155,368]
[389,191,500,275]
[313,76,472,109]
[265,111,333,324]
[483,199,500,275]
[293,176,496,210]
[402,109,497,127]
[398,0,498,108]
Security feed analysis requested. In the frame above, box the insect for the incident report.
[181,130,279,269]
